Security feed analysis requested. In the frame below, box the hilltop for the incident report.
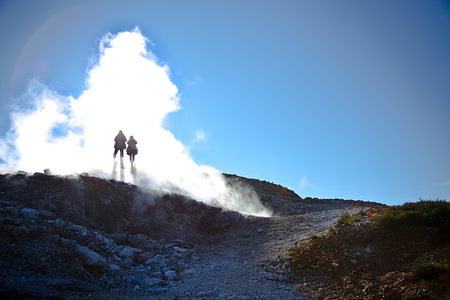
[0,171,382,298]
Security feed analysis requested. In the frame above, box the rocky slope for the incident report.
[288,205,450,299]
[0,171,381,299]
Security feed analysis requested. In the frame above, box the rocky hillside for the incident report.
[288,202,450,299]
[0,171,381,299]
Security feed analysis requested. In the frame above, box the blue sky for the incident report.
[1,0,449,205]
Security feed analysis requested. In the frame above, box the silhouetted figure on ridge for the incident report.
[126,135,138,162]
[113,130,127,158]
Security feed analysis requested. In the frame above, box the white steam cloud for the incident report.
[0,28,271,217]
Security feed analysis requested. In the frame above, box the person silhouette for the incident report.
[126,135,138,162]
[113,130,127,158]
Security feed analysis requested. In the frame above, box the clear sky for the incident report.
[0,0,449,205]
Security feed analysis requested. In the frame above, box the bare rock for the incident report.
[117,246,142,259]
[75,245,106,267]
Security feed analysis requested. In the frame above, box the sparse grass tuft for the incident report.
[336,211,361,226]
[309,234,319,240]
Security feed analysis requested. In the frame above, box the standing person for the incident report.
[113,130,127,158]
[126,135,138,162]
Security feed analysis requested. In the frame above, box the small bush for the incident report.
[413,262,450,282]
[337,211,361,226]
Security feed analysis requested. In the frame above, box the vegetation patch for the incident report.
[336,211,362,226]
[374,200,450,229]
[288,201,450,299]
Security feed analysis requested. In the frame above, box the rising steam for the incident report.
[0,28,272,217]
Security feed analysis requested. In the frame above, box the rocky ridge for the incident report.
[0,171,381,299]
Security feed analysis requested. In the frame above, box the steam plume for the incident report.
[0,28,271,217]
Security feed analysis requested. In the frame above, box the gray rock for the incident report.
[108,233,127,245]
[122,257,134,267]
[145,254,164,265]
[117,246,142,259]
[21,208,38,218]
[93,232,115,248]
[183,268,195,276]
[136,251,154,263]
[164,270,180,281]
[47,279,73,287]
[109,264,120,271]
[172,246,188,253]
[76,245,106,267]
[38,210,56,219]
[144,277,167,287]
[151,271,163,278]
[128,233,155,251]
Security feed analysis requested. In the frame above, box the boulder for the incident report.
[75,245,106,267]
[117,246,142,259]
[127,233,155,251]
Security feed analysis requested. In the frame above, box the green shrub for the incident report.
[374,200,450,230]
[337,211,361,226]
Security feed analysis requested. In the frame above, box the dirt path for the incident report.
[163,207,360,299]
